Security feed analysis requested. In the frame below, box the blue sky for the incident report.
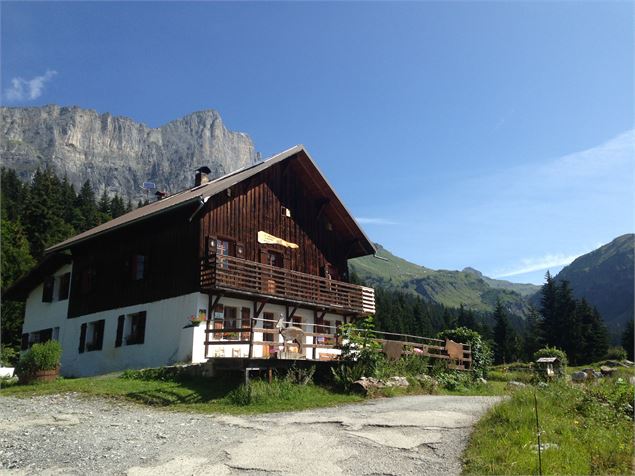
[2,1,633,284]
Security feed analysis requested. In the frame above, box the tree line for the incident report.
[1,167,139,355]
[362,270,629,366]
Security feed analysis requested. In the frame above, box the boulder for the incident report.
[506,381,526,389]
[476,377,488,385]
[571,371,588,382]
[351,377,384,394]
[600,366,616,376]
[384,376,410,388]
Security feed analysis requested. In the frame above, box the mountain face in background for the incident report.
[551,234,634,335]
[349,244,539,318]
[1,105,257,201]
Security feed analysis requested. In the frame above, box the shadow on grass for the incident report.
[124,374,243,407]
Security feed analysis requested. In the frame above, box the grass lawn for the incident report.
[0,373,363,415]
[462,370,635,475]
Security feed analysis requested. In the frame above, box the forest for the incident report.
[1,167,632,366]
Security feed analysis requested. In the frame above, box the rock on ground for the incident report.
[0,393,501,475]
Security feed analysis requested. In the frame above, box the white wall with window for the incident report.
[22,264,72,348]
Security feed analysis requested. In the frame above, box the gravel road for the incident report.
[0,393,501,475]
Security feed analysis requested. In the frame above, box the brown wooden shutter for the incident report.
[79,323,87,353]
[115,315,125,347]
[21,333,29,351]
[95,320,105,351]
[42,277,54,302]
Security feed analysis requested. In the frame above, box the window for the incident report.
[21,328,57,350]
[241,307,250,340]
[114,311,147,347]
[262,312,275,343]
[131,255,145,281]
[223,307,238,340]
[79,320,105,353]
[42,277,54,302]
[58,273,71,300]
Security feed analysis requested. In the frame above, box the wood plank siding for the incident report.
[199,159,351,281]
[68,205,200,318]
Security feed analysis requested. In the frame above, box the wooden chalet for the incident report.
[7,145,471,377]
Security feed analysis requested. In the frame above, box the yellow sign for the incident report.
[257,231,299,249]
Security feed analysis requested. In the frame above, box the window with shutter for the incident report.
[126,311,146,345]
[42,276,54,302]
[85,320,105,352]
[58,273,71,300]
[79,323,87,353]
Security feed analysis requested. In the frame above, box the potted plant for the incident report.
[16,340,62,384]
[187,315,206,327]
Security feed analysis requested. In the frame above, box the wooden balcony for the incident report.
[200,254,375,315]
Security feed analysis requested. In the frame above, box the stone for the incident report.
[476,377,487,385]
[571,371,587,382]
[0,106,257,203]
[506,381,526,389]
[600,366,616,376]
[384,376,410,388]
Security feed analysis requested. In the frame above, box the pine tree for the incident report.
[74,180,99,231]
[493,300,516,364]
[110,195,126,218]
[622,320,634,361]
[98,189,111,215]
[556,280,581,364]
[540,271,559,346]
[523,306,544,361]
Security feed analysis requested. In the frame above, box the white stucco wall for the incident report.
[22,264,72,337]
[58,292,207,377]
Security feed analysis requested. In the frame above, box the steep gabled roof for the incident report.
[46,145,375,257]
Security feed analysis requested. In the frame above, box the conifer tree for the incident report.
[493,300,517,364]
[523,306,544,361]
[75,180,99,231]
[622,320,634,361]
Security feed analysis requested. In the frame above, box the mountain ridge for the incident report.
[1,105,257,202]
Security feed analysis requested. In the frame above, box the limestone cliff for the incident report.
[0,105,257,201]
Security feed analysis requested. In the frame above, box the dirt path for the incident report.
[0,393,501,475]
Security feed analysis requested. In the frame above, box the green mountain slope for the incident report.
[552,234,634,334]
[349,245,539,317]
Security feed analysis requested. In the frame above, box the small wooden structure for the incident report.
[536,356,562,379]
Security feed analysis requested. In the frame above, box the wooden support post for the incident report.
[205,313,211,359]
[250,299,268,359]
[268,367,273,384]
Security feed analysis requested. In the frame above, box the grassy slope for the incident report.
[349,245,536,316]
[463,366,635,475]
[0,374,362,415]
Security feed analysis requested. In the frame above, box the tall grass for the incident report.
[463,378,634,475]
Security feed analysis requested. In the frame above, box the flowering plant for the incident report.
[188,315,206,327]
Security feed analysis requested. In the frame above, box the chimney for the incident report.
[195,166,212,187]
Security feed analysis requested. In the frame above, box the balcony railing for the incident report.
[200,254,375,315]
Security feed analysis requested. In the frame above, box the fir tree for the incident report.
[493,300,517,364]
[523,306,544,361]
[622,319,634,361]
[74,180,99,231]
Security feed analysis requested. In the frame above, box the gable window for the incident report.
[131,255,145,281]
[115,311,147,347]
[79,320,105,353]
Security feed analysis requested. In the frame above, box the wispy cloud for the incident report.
[355,217,398,225]
[4,70,57,101]
[495,252,584,278]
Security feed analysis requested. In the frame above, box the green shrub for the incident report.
[0,345,19,367]
[534,346,568,367]
[436,327,492,379]
[15,341,62,379]
[605,346,627,361]
[285,365,315,385]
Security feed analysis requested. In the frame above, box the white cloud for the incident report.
[355,217,398,225]
[4,70,57,101]
[494,252,584,278]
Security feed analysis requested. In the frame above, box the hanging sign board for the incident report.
[257,231,299,249]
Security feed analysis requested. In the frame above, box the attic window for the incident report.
[281,206,292,218]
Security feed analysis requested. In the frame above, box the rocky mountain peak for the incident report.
[1,105,257,202]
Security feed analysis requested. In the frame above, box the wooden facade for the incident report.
[68,205,201,318]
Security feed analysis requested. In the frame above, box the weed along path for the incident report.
[0,393,501,475]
